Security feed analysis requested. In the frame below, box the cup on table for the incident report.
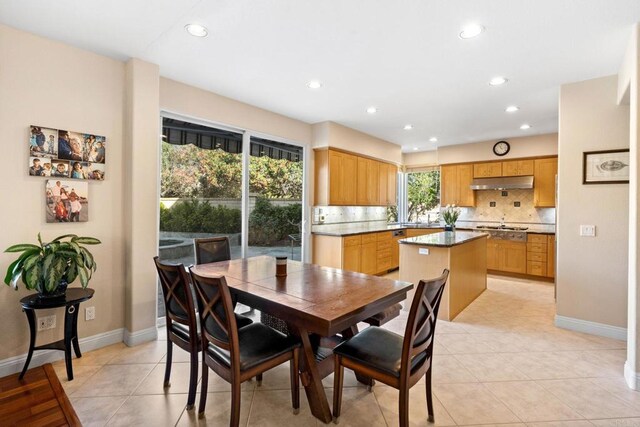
[276,256,287,277]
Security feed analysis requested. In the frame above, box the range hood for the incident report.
[470,175,534,190]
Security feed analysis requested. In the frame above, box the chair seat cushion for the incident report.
[207,323,299,371]
[333,326,427,378]
[172,313,253,342]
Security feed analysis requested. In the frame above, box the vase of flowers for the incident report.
[442,205,461,232]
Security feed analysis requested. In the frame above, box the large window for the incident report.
[404,168,440,222]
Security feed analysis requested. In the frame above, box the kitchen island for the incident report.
[399,231,488,321]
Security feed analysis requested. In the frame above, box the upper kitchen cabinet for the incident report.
[473,162,502,178]
[502,159,534,176]
[357,157,380,205]
[441,164,476,207]
[314,149,357,205]
[378,162,398,206]
[534,158,558,207]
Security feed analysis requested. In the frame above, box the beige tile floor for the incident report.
[54,274,637,426]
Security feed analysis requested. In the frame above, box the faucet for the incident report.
[500,216,505,227]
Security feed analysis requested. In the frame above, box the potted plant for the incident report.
[3,233,100,298]
[442,205,461,232]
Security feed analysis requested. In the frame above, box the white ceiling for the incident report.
[2,0,639,151]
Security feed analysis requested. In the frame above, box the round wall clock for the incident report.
[493,140,510,156]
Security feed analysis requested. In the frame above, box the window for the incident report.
[404,168,440,222]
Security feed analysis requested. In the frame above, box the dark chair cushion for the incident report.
[333,326,427,378]
[171,313,252,342]
[207,323,300,371]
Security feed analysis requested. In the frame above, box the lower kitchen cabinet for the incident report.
[526,233,554,278]
[486,239,526,274]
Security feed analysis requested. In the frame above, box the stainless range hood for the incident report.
[470,176,534,190]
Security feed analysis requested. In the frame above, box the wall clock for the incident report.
[493,140,510,157]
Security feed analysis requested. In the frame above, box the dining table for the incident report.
[190,255,413,423]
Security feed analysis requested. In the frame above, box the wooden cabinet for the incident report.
[547,234,555,277]
[440,164,476,207]
[474,162,502,178]
[360,233,378,275]
[534,158,557,207]
[486,240,526,274]
[502,160,534,176]
[314,149,357,205]
[315,149,396,207]
[376,232,393,273]
[525,233,554,278]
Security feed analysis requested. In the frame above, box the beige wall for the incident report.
[557,75,630,329]
[402,150,438,169]
[160,78,311,145]
[0,25,126,360]
[311,121,403,164]
[437,133,558,165]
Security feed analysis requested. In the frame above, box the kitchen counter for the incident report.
[398,231,488,248]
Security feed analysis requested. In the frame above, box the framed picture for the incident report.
[45,180,89,223]
[583,149,630,184]
[29,125,106,180]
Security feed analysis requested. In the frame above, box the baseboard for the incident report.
[0,328,124,378]
[156,316,166,328]
[555,315,627,341]
[625,361,640,390]
[123,325,158,347]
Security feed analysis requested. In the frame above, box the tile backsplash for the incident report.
[456,189,555,224]
[312,206,387,225]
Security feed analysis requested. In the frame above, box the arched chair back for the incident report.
[154,256,197,333]
[194,237,231,265]
[401,269,449,380]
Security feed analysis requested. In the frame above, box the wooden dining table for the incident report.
[191,255,413,423]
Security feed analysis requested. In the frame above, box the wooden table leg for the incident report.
[296,329,332,423]
[341,325,375,388]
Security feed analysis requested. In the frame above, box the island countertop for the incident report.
[398,231,488,247]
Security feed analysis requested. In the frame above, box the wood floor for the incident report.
[0,363,80,426]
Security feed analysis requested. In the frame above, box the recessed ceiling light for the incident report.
[489,76,508,86]
[185,24,208,37]
[306,80,322,89]
[429,137,438,142]
[366,106,378,114]
[520,124,531,130]
[413,147,419,151]
[404,124,413,130]
[505,105,520,113]
[459,24,485,39]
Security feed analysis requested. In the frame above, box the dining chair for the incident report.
[189,269,301,425]
[153,257,253,410]
[332,269,449,426]
[194,236,231,265]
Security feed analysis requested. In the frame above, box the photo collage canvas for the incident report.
[29,125,105,180]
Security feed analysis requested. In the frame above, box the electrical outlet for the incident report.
[85,306,95,321]
[580,225,596,237]
[37,315,56,331]
[418,248,430,255]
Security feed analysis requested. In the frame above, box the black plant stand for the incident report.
[19,288,94,381]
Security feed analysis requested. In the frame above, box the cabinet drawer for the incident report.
[343,235,362,247]
[361,233,377,244]
[527,251,546,262]
[527,234,548,245]
[377,249,392,260]
[377,240,392,251]
[377,231,392,241]
[527,243,547,253]
[377,258,392,272]
[527,261,547,276]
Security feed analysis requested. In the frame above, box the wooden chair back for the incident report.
[189,270,240,363]
[194,237,231,265]
[153,256,198,332]
[400,269,449,379]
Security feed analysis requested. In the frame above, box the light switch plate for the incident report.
[419,248,430,255]
[580,225,596,237]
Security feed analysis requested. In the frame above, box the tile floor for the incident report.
[55,274,636,426]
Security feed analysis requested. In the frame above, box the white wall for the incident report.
[557,75,630,330]
[0,24,126,360]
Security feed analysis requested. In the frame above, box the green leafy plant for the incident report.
[441,205,461,226]
[4,233,101,293]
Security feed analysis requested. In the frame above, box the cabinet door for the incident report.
[368,160,380,205]
[547,234,555,278]
[360,242,378,274]
[486,241,499,270]
[500,242,527,274]
[517,160,534,176]
[440,165,458,206]
[387,164,397,206]
[342,153,358,205]
[457,164,476,207]
[502,160,519,177]
[356,157,369,205]
[378,162,388,205]
[391,237,401,269]
[343,244,361,272]
[474,162,502,178]
[534,158,558,207]
[328,151,345,205]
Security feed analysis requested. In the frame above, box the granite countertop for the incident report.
[311,223,424,237]
[398,231,489,247]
